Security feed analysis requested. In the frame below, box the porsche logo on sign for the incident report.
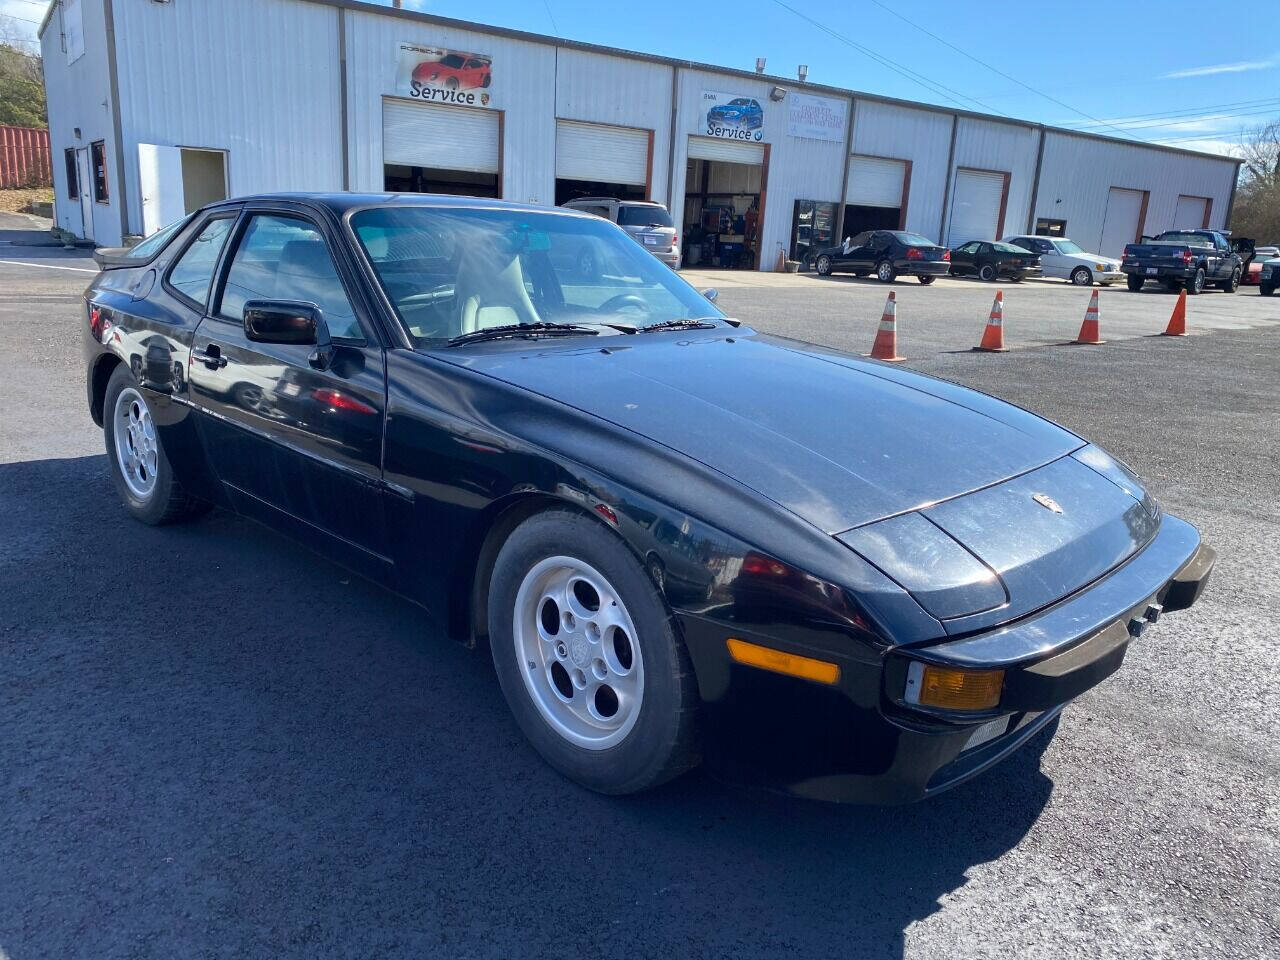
[1032,492,1064,514]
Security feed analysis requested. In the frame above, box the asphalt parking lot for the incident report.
[2,221,1278,960]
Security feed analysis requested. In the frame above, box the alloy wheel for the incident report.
[513,556,644,750]
[113,387,158,500]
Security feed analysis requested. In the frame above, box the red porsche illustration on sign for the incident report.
[412,50,492,91]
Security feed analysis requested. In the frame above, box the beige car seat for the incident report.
[454,247,540,335]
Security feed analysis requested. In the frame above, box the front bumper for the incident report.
[1095,270,1125,283]
[679,515,1214,804]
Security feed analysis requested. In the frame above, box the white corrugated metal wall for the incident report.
[850,101,953,242]
[111,0,343,240]
[555,48,673,202]
[1035,132,1236,254]
[345,10,556,205]
[670,69,849,269]
[946,117,1039,243]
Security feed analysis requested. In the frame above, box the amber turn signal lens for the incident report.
[726,638,840,685]
[914,664,1004,710]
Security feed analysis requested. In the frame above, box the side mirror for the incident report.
[701,288,719,303]
[243,300,333,370]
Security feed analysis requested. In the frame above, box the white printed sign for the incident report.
[788,92,847,142]
[395,43,494,108]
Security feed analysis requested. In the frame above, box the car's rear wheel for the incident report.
[815,254,832,276]
[1260,283,1274,297]
[103,364,208,525]
[488,510,700,794]
[1186,267,1206,295]
[1126,274,1144,292]
[445,77,459,90]
[1070,266,1093,286]
[918,275,935,285]
[876,260,896,283]
[978,263,997,281]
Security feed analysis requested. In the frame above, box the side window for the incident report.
[64,149,78,199]
[849,231,871,247]
[219,214,361,341]
[1034,239,1054,254]
[868,233,889,251]
[90,140,109,202]
[167,217,234,308]
[959,242,980,254]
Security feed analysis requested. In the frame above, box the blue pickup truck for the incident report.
[1121,230,1253,295]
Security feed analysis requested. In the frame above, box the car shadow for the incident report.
[0,454,1056,959]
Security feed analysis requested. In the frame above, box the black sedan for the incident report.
[811,230,951,284]
[950,240,1043,281]
[83,193,1214,803]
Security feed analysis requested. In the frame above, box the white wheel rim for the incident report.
[818,256,829,273]
[113,387,158,500]
[878,263,892,280]
[513,556,644,750]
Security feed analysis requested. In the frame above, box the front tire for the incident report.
[1223,267,1241,293]
[815,254,832,276]
[1070,266,1093,286]
[875,260,896,283]
[918,275,935,285]
[103,364,208,525]
[1261,283,1275,297]
[488,510,700,795]
[1126,274,1144,292]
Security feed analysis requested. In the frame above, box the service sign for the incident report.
[788,92,846,142]
[395,43,494,107]
[702,90,765,142]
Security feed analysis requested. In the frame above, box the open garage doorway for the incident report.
[554,120,651,206]
[842,155,909,241]
[682,136,768,270]
[382,98,502,199]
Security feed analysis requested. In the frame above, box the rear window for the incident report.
[992,241,1030,254]
[617,206,673,228]
[1157,232,1213,245]
[893,232,937,247]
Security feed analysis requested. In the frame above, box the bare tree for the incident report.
[1238,120,1280,187]
[1230,121,1280,241]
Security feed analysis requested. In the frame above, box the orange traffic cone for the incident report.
[866,292,906,362]
[973,291,1009,352]
[1161,290,1188,337]
[1074,290,1105,344]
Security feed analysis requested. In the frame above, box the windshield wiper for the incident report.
[446,322,600,347]
[638,317,720,333]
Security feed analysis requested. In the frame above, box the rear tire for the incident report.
[978,263,997,282]
[488,510,700,795]
[1186,267,1206,295]
[815,254,832,276]
[1070,266,1093,286]
[103,364,209,525]
[1126,274,1144,292]
[918,275,935,285]
[1261,284,1275,297]
[876,260,896,283]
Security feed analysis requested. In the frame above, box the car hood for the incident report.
[459,331,1083,534]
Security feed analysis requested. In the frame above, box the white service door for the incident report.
[846,156,906,208]
[947,169,1005,247]
[1099,187,1145,257]
[75,148,94,243]
[1172,195,1208,230]
[556,120,649,186]
[138,143,186,237]
[383,99,500,173]
[687,135,765,165]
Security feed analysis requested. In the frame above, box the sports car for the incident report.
[707,97,764,131]
[83,193,1214,803]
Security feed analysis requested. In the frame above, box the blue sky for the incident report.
[4,0,1275,156]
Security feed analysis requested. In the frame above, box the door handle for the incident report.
[192,345,228,370]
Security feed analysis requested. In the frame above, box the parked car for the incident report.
[412,52,492,90]
[707,97,764,131]
[82,192,1214,804]
[1003,235,1123,286]
[1242,245,1278,286]
[561,197,679,270]
[949,240,1043,282]
[1257,252,1280,296]
[812,230,951,284]
[1121,229,1252,294]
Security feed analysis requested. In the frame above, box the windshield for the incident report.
[351,206,724,346]
[893,233,937,246]
[1054,239,1085,255]
[440,54,466,68]
[125,215,191,260]
[617,205,674,228]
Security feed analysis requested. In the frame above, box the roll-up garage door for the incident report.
[383,99,499,173]
[946,169,1006,247]
[1173,195,1208,230]
[556,120,649,185]
[687,135,765,166]
[846,156,905,208]
[1098,187,1145,257]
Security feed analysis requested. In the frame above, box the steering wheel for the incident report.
[598,293,649,314]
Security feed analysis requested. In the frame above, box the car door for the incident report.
[1211,234,1232,280]
[952,241,979,274]
[852,232,888,272]
[186,206,390,574]
[833,230,869,269]
[1025,238,1061,277]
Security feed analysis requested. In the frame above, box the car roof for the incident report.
[201,192,566,217]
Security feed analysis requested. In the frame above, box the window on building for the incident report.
[90,141,109,202]
[1034,218,1067,237]
[64,149,78,200]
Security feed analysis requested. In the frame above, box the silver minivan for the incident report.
[560,197,680,270]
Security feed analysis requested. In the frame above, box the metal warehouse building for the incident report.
[40,0,1243,269]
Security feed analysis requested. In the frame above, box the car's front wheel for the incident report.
[488,510,700,794]
[876,260,896,283]
[815,254,832,276]
[1070,266,1093,286]
[1223,267,1241,293]
[103,364,208,525]
[1260,283,1274,297]
[918,275,935,285]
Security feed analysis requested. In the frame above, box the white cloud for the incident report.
[1162,58,1277,79]
[1153,137,1242,157]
